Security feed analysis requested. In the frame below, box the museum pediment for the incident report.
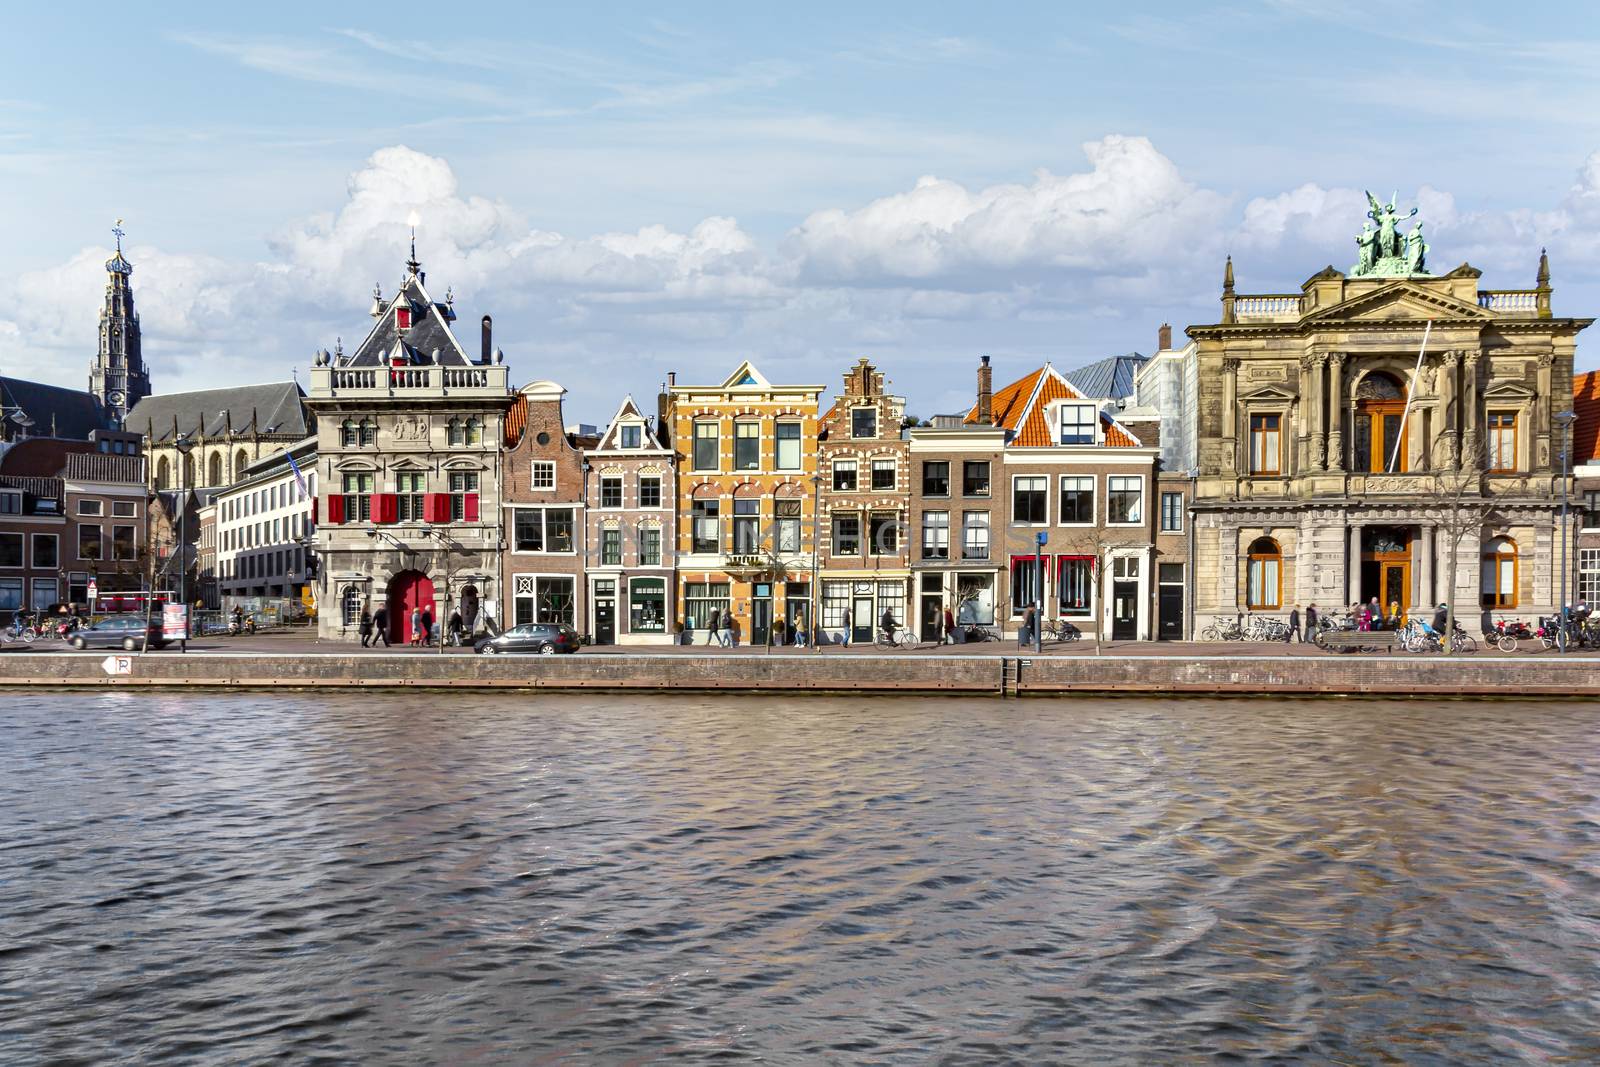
[1305,281,1489,325]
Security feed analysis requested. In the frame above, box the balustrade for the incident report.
[1477,290,1539,313]
[1232,294,1303,321]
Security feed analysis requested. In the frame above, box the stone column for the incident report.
[1536,352,1554,472]
[1311,353,1327,470]
[1296,355,1312,474]
[1347,522,1363,606]
[1221,358,1239,474]
[1462,350,1482,466]
[1328,353,1346,472]
[1418,523,1435,609]
[1441,350,1461,469]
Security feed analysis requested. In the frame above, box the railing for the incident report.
[331,369,377,389]
[444,367,491,388]
[1478,290,1542,315]
[1232,294,1302,321]
[313,364,510,397]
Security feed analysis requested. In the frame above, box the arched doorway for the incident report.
[1353,372,1408,473]
[387,570,434,644]
[460,584,480,633]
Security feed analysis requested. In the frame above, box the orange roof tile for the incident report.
[504,393,528,448]
[1102,417,1139,448]
[964,364,1142,448]
[1576,370,1600,463]
[965,367,1044,430]
[1013,371,1082,447]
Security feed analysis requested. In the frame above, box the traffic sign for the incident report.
[101,655,132,676]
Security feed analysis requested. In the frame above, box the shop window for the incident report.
[955,574,994,625]
[629,578,666,632]
[1010,556,1043,612]
[821,581,851,628]
[1246,537,1281,611]
[1057,556,1094,615]
[684,581,730,631]
[1480,537,1518,609]
[513,575,575,626]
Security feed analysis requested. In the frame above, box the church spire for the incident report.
[90,218,150,427]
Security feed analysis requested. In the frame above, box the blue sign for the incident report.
[1036,531,1048,547]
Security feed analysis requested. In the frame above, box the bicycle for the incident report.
[874,628,918,650]
[961,624,1000,643]
[1042,619,1082,643]
[1200,615,1243,641]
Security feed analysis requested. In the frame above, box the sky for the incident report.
[4,0,1600,422]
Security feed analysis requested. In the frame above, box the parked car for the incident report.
[474,623,580,655]
[68,616,168,652]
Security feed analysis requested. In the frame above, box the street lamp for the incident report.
[173,433,195,652]
[809,472,822,653]
[1557,409,1577,653]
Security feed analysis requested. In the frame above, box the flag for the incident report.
[286,450,311,501]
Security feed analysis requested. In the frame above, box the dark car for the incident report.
[474,623,580,655]
[68,616,167,652]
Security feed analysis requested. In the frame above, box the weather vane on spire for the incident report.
[406,210,421,275]
[112,218,125,253]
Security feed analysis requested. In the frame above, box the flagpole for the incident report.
[1389,320,1432,473]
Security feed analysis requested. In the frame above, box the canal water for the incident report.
[3,693,1598,1064]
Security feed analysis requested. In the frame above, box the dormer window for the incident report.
[621,424,642,449]
[1059,404,1096,445]
[396,306,413,330]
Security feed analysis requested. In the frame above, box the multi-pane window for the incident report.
[1584,490,1600,531]
[683,582,730,631]
[733,500,760,553]
[449,471,479,521]
[832,513,861,555]
[1488,411,1517,473]
[1108,476,1143,524]
[342,472,373,522]
[111,500,136,518]
[620,424,642,449]
[1579,548,1600,606]
[600,476,623,509]
[1246,537,1281,610]
[852,408,877,439]
[601,528,622,566]
[833,459,858,492]
[1012,476,1047,524]
[1059,404,1096,445]
[693,422,719,471]
[734,422,760,470]
[340,418,376,447]
[776,422,802,470]
[397,472,426,522]
[1249,413,1281,475]
[78,525,102,560]
[821,581,851,628]
[871,459,896,491]
[955,573,994,625]
[1160,491,1184,533]
[639,476,662,509]
[963,461,990,497]
[776,499,802,553]
[922,461,949,497]
[922,511,949,559]
[446,417,482,446]
[868,513,898,556]
[640,527,662,566]
[531,461,555,490]
[962,511,990,560]
[691,500,720,553]
[1011,557,1043,611]
[512,508,575,552]
[1059,476,1094,524]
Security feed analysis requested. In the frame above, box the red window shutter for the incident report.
[423,492,444,523]
[374,493,398,524]
[464,492,479,523]
[396,307,412,329]
[326,494,345,525]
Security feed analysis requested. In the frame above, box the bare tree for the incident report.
[1428,439,1497,653]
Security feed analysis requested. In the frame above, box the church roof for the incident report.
[339,262,471,369]
[127,382,310,443]
[1063,352,1149,400]
[0,377,110,441]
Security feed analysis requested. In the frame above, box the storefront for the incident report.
[819,577,908,644]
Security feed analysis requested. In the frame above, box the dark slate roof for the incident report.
[0,377,109,440]
[126,382,309,443]
[1063,353,1149,401]
[340,267,470,369]
[62,452,145,484]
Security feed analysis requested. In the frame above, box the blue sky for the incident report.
[4,1,1599,420]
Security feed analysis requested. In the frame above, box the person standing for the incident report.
[1287,605,1300,643]
[1021,603,1037,647]
[718,610,733,648]
[409,605,423,647]
[1305,604,1318,642]
[358,608,373,648]
[943,605,956,645]
[703,608,719,645]
[372,604,390,647]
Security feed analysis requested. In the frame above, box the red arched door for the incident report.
[387,570,434,644]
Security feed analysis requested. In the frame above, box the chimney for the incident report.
[977,356,993,425]
[481,315,492,365]
[1158,323,1172,351]
[658,371,676,447]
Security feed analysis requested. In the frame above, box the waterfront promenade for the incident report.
[3,631,1599,696]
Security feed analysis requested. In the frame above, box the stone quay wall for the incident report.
[2,653,1598,697]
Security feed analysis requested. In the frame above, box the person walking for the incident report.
[718,611,734,648]
[358,608,373,648]
[372,604,390,647]
[1305,604,1318,642]
[943,605,956,645]
[409,606,423,647]
[448,609,464,647]
[1287,605,1300,643]
[841,607,852,648]
[703,608,719,645]
[1021,603,1037,647]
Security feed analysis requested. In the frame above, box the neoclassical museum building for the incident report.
[306,247,513,643]
[1189,200,1591,627]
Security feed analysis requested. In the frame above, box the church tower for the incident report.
[90,221,151,426]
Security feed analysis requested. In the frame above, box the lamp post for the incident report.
[809,472,822,653]
[170,434,196,652]
[1035,529,1046,654]
[1557,410,1577,653]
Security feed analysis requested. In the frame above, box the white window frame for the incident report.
[530,461,556,491]
[1058,403,1097,445]
[1057,475,1095,527]
[832,459,858,492]
[1107,475,1144,526]
[1011,475,1049,526]
[851,407,878,440]
[1160,491,1184,533]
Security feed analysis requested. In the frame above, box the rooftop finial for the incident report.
[112,218,125,253]
[1537,247,1551,288]
[1223,255,1234,292]
[405,210,421,276]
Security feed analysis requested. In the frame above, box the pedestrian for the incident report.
[719,611,734,647]
[841,607,852,647]
[372,604,390,647]
[1287,605,1300,643]
[410,606,423,646]
[703,608,719,645]
[880,607,897,643]
[358,608,373,648]
[1021,602,1037,647]
[1368,597,1383,631]
[943,606,956,645]
[1305,603,1318,642]
[772,618,786,646]
[1432,601,1449,636]
[421,609,434,647]
[448,610,463,647]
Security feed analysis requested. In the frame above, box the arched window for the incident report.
[446,417,463,446]
[1354,372,1408,473]
[341,586,362,629]
[235,449,249,480]
[359,418,377,447]
[155,455,171,491]
[465,417,482,446]
[1481,537,1518,609]
[341,419,358,447]
[1246,536,1282,610]
[207,452,223,486]
[181,454,194,489]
